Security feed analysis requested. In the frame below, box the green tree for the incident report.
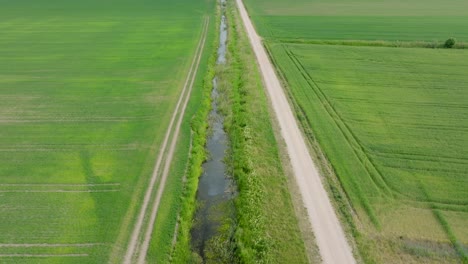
[444,37,456,48]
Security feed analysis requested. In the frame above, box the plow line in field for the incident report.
[0,254,88,258]
[0,243,104,248]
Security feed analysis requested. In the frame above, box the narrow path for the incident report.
[122,18,210,264]
[235,1,356,263]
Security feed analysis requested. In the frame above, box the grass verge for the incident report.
[213,1,310,263]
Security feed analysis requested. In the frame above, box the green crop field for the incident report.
[0,0,213,263]
[245,0,468,262]
[245,0,468,42]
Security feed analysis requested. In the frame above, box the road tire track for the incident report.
[135,17,210,264]
[122,17,210,264]
[235,1,356,263]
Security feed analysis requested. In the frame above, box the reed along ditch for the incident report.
[190,1,237,262]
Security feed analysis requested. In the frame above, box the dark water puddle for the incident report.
[190,1,235,260]
[217,14,227,64]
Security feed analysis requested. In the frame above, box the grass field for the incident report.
[0,0,213,263]
[245,0,468,42]
[244,0,468,262]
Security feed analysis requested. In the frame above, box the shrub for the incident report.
[444,37,456,48]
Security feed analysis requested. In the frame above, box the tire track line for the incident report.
[0,190,119,193]
[0,243,104,248]
[0,183,120,187]
[135,17,210,264]
[122,17,209,264]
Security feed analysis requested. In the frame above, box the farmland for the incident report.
[245,0,468,42]
[244,0,468,262]
[0,0,214,263]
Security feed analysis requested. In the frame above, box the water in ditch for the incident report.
[190,1,235,261]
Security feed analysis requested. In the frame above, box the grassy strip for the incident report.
[215,2,310,263]
[169,17,218,263]
[273,38,468,49]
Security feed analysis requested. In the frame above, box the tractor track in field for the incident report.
[0,243,103,247]
[236,0,356,263]
[0,254,89,258]
[122,17,209,264]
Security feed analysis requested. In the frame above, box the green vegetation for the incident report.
[0,0,213,263]
[245,0,468,262]
[245,0,468,43]
[169,1,311,262]
[169,14,218,264]
[269,43,468,262]
[445,38,457,48]
[146,13,216,264]
[219,2,310,263]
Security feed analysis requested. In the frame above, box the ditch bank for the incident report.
[190,1,238,262]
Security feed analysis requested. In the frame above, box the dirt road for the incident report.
[122,18,210,264]
[235,1,356,263]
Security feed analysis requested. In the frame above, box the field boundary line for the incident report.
[0,243,105,247]
[0,147,137,152]
[0,254,88,257]
[0,183,120,187]
[122,17,209,264]
[271,38,468,49]
[0,190,119,193]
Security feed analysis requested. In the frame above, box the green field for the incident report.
[245,0,468,42]
[245,0,468,262]
[0,0,213,263]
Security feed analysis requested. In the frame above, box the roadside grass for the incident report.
[0,0,211,262]
[213,2,310,263]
